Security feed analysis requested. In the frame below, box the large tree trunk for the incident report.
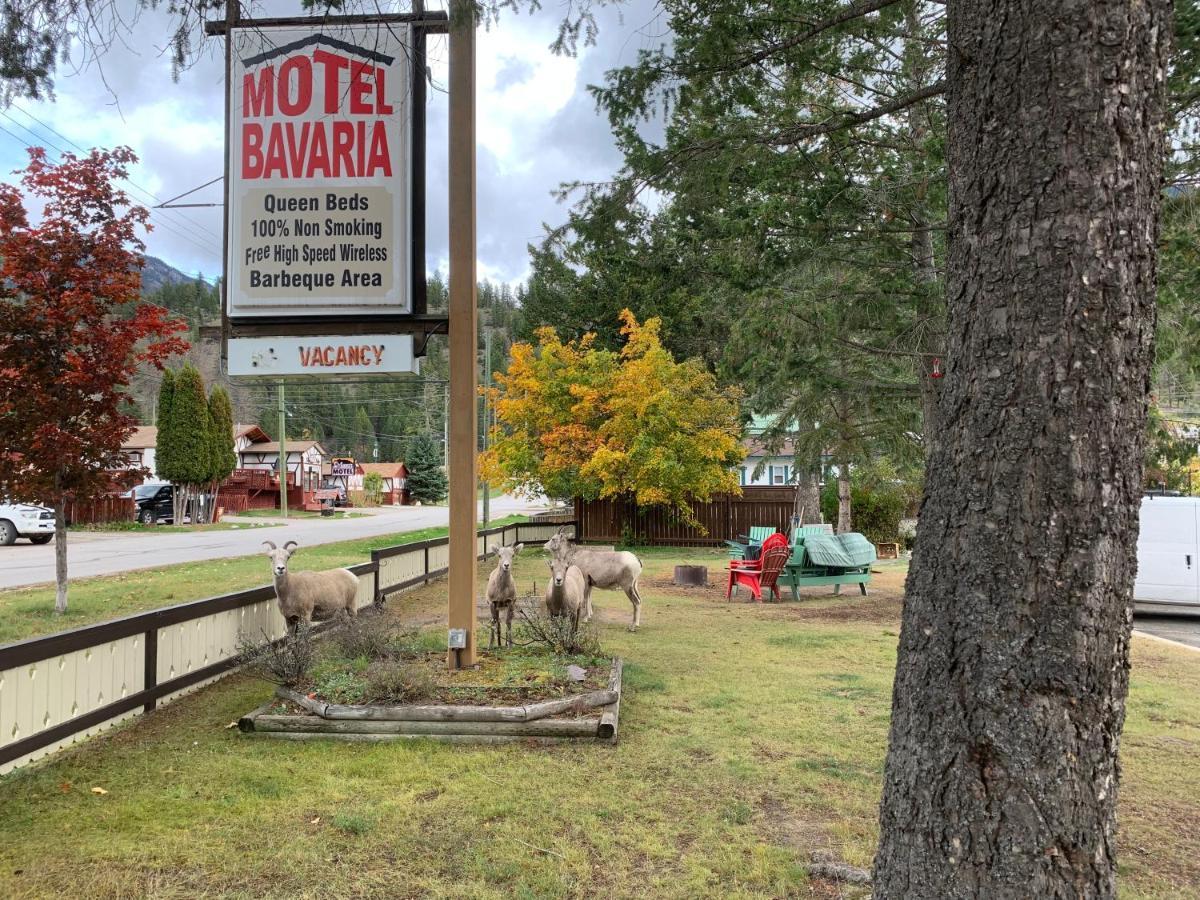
[836,462,852,534]
[874,1,1170,897]
[53,494,68,615]
[793,466,823,525]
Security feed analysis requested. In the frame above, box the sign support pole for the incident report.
[482,325,492,527]
[447,0,478,669]
[278,381,288,519]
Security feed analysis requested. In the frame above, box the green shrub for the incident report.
[820,458,922,544]
[363,471,384,506]
[365,658,437,703]
[309,658,370,704]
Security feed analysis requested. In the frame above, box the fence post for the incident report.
[424,545,430,583]
[143,626,158,713]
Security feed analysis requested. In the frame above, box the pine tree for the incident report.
[405,432,447,504]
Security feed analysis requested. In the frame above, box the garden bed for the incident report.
[239,656,624,744]
[236,614,623,745]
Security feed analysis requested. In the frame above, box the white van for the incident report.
[1134,495,1200,613]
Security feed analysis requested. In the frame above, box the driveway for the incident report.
[0,495,550,590]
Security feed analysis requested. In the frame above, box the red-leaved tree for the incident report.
[0,147,188,614]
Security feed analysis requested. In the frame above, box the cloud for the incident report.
[0,0,670,288]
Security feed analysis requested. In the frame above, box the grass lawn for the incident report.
[0,515,527,645]
[0,549,1196,898]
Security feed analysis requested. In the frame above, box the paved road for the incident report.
[0,495,550,590]
[1135,614,1200,651]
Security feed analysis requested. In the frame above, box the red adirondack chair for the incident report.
[727,533,790,602]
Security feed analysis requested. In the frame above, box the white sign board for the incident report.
[228,335,418,376]
[227,24,411,319]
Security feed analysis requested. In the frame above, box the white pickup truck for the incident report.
[0,502,56,545]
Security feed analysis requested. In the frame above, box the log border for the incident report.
[239,657,624,745]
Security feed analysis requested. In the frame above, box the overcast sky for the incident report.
[0,0,668,286]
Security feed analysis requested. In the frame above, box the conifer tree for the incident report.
[405,432,448,504]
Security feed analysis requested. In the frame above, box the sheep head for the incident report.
[263,540,299,577]
[493,543,523,573]
[547,554,572,588]
[543,527,572,558]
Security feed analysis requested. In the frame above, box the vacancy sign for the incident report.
[227,335,418,376]
[226,24,411,319]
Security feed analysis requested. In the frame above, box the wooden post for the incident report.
[447,0,478,669]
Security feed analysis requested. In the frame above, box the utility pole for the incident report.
[482,326,492,526]
[446,0,478,669]
[278,380,288,519]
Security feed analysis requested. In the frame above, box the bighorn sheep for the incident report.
[544,528,644,630]
[485,543,522,649]
[262,540,359,629]
[545,554,587,632]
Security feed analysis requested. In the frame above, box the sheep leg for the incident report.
[488,602,499,649]
[505,601,514,648]
[583,583,594,623]
[625,580,643,631]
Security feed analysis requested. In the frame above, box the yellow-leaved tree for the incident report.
[481,310,744,527]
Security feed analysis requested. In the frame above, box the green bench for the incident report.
[778,527,874,599]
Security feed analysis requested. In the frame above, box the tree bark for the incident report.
[794,468,823,524]
[874,2,1170,897]
[53,493,68,615]
[836,462,852,534]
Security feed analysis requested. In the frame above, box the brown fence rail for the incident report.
[0,519,575,774]
[575,490,799,546]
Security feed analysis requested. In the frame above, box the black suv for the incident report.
[132,483,175,524]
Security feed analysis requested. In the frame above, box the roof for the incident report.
[359,462,406,477]
[123,426,158,449]
[742,435,797,458]
[240,440,325,455]
[235,423,271,443]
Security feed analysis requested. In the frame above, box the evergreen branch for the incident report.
[768,81,947,145]
[730,0,907,73]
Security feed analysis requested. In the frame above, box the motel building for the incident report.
[219,424,330,511]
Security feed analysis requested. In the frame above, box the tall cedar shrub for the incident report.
[207,385,236,484]
[170,363,213,487]
[155,368,178,482]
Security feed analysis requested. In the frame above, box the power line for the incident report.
[8,103,222,247]
[0,107,222,261]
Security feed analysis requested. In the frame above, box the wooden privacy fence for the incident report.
[575,489,800,546]
[65,495,136,526]
[0,519,575,775]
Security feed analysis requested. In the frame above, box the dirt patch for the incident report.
[754,796,874,898]
[775,596,903,625]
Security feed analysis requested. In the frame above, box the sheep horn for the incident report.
[283,540,299,553]
[262,541,277,551]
